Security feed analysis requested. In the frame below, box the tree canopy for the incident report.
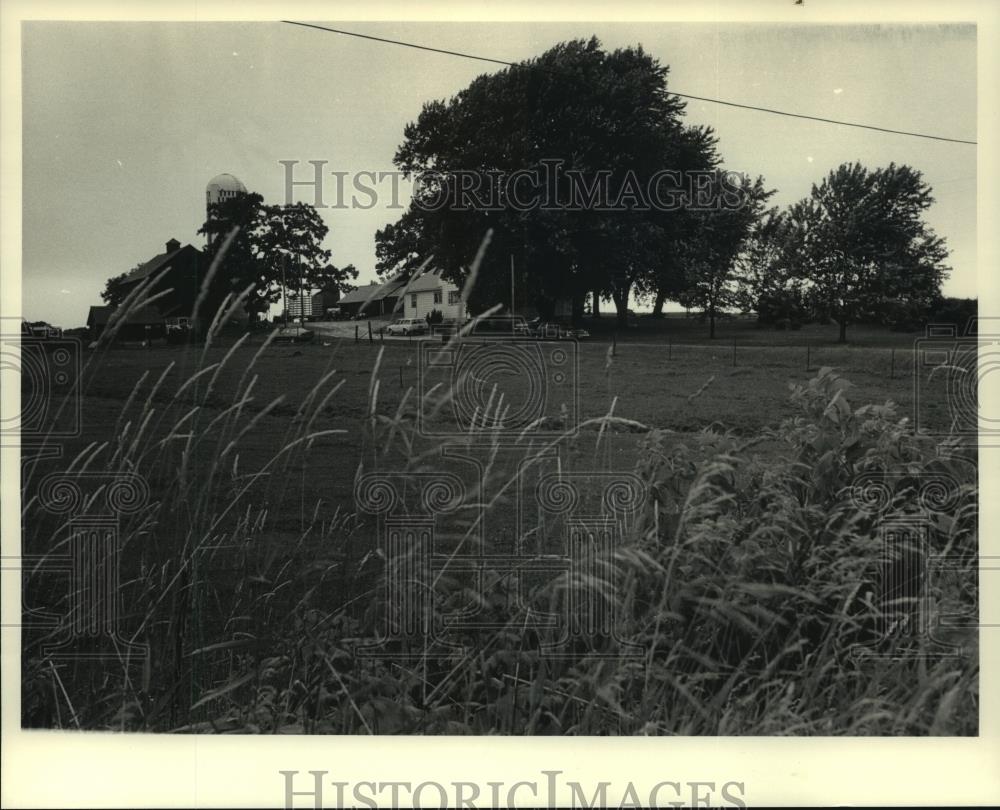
[675,172,775,338]
[374,39,950,340]
[199,195,358,321]
[783,162,949,342]
[376,37,720,324]
[100,271,132,308]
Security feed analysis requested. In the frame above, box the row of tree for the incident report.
[103,38,952,343]
[680,161,949,340]
[374,37,951,342]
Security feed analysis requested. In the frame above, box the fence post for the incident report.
[732,337,736,367]
[612,331,617,357]
[368,321,373,344]
[355,324,358,344]
[806,343,810,371]
[668,338,672,362]
[890,348,895,380]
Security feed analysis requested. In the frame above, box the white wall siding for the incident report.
[403,287,467,321]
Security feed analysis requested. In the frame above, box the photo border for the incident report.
[2,1,998,807]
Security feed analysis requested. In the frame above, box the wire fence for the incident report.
[340,321,919,381]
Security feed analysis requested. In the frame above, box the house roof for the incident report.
[404,270,454,294]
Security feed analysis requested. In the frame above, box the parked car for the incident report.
[23,320,62,338]
[273,326,315,344]
[386,318,428,336]
[465,315,520,337]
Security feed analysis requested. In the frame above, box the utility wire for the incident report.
[284,20,514,67]
[282,20,977,146]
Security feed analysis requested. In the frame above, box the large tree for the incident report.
[257,202,357,303]
[374,207,432,279]
[645,124,723,318]
[784,162,949,343]
[730,210,791,315]
[676,172,775,338]
[199,195,356,321]
[100,271,132,308]
[198,191,271,319]
[377,37,720,324]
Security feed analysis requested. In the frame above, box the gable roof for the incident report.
[124,243,200,286]
[374,274,408,297]
[339,275,407,305]
[87,306,112,326]
[404,269,457,294]
[338,283,383,305]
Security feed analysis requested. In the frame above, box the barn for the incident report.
[86,304,166,342]
[114,238,210,323]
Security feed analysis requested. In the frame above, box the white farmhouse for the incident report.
[402,269,467,321]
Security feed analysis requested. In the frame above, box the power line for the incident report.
[658,93,977,145]
[284,20,514,67]
[282,20,977,146]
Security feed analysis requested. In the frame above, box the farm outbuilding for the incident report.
[114,238,211,324]
[286,287,342,320]
[337,276,407,318]
[86,304,166,341]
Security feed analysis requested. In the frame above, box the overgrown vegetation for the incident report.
[21,288,978,734]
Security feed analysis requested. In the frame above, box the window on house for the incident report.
[448,291,460,305]
[411,294,418,308]
[433,291,443,304]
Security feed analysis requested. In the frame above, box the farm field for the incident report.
[21,329,978,735]
[9,17,989,810]
[583,312,952,348]
[76,327,943,432]
[315,310,951,346]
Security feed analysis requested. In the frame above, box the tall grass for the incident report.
[20,241,977,735]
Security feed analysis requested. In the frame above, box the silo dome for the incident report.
[207,173,247,195]
[205,173,250,247]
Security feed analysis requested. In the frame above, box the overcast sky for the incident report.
[22,21,976,327]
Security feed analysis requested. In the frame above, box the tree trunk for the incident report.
[708,304,717,339]
[838,318,848,343]
[652,290,667,318]
[592,290,601,318]
[571,291,585,326]
[613,284,630,328]
[611,293,628,327]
